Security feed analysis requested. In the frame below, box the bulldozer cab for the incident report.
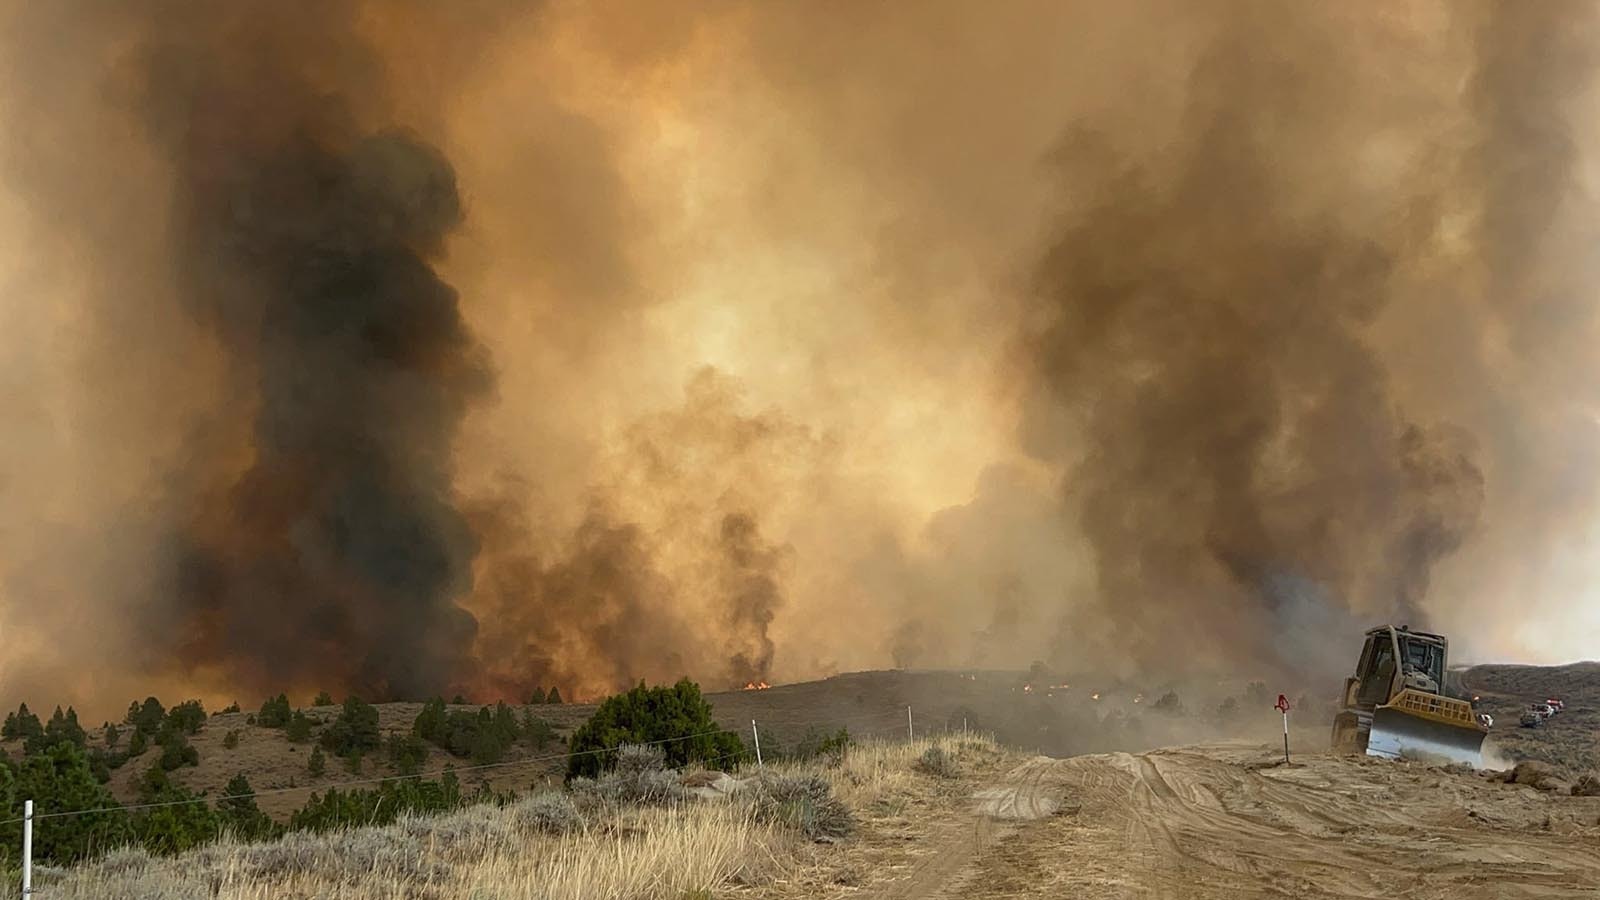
[1355,626,1445,704]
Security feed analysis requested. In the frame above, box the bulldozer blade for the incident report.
[1367,706,1486,767]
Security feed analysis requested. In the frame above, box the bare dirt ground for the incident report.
[833,742,1600,899]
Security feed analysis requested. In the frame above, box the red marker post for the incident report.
[1274,694,1292,764]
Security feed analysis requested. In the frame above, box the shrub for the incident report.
[1246,681,1270,708]
[509,791,583,834]
[289,775,462,833]
[787,727,850,765]
[307,746,326,777]
[521,711,557,750]
[217,702,241,715]
[157,732,199,771]
[104,722,121,749]
[566,679,743,779]
[344,752,363,774]
[320,698,380,756]
[223,730,240,750]
[917,745,959,779]
[742,771,854,841]
[127,728,149,757]
[387,733,427,776]
[312,691,334,707]
[570,746,687,808]
[164,700,207,736]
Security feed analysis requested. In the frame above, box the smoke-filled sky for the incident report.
[2,1,1599,714]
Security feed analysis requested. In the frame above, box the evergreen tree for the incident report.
[127,728,149,757]
[257,694,292,728]
[307,746,326,777]
[2,704,43,744]
[319,697,380,756]
[127,697,166,736]
[546,687,563,705]
[218,773,274,840]
[164,700,207,735]
[412,697,448,743]
[132,765,218,855]
[1,742,131,864]
[285,710,314,743]
[104,722,121,749]
[26,706,87,755]
[565,678,743,779]
[386,733,427,776]
[528,686,546,705]
[312,691,334,707]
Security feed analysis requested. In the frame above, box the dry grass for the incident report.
[30,734,1004,900]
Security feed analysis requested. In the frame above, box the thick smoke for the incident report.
[134,8,488,698]
[3,2,1600,714]
[1020,8,1488,674]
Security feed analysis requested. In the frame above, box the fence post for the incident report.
[750,719,763,767]
[906,706,914,742]
[22,799,32,897]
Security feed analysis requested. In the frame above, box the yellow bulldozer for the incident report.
[1331,625,1487,767]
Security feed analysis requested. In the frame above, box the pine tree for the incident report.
[285,710,313,743]
[546,687,563,705]
[307,746,326,777]
[128,697,166,736]
[312,691,334,707]
[528,686,546,705]
[218,773,274,840]
[258,694,292,728]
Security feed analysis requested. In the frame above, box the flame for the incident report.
[1133,692,1144,704]
[742,681,770,690]
[1023,683,1034,692]
[1091,692,1101,701]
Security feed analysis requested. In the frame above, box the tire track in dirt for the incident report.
[898,745,1600,899]
[881,757,1067,900]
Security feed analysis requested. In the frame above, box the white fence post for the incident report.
[906,706,914,742]
[22,798,32,897]
[750,719,763,767]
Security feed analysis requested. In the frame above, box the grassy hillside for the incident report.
[25,733,1012,899]
[1462,662,1600,775]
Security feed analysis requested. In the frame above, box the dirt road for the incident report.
[918,743,1600,899]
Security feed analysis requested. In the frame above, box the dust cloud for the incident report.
[0,1,1597,715]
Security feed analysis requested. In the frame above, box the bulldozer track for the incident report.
[881,744,1600,899]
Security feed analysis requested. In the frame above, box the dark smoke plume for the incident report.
[1022,6,1488,676]
[137,6,487,698]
